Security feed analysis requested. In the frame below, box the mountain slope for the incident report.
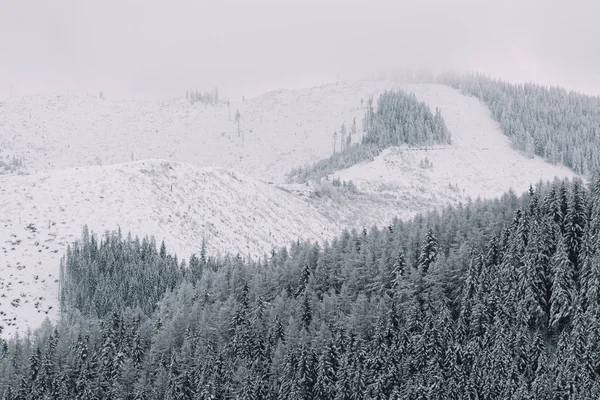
[331,83,579,202]
[0,81,392,182]
[0,80,583,338]
[0,81,582,191]
[438,72,600,175]
[0,160,345,337]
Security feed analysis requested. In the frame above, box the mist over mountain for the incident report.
[1,1,600,100]
[1,2,600,398]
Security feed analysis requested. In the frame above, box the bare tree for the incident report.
[235,109,241,137]
[333,130,338,154]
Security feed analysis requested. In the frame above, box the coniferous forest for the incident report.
[287,90,451,183]
[438,72,600,176]
[1,177,599,399]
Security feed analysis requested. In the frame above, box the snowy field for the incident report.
[0,80,580,337]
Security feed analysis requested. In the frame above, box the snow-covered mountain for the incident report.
[0,79,580,337]
[0,81,390,182]
[0,160,341,338]
[331,83,579,201]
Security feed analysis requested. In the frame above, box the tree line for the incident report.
[3,176,599,398]
[287,90,451,183]
[438,72,600,176]
[186,87,222,106]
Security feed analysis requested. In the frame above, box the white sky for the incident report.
[1,0,599,100]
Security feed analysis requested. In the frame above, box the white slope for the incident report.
[0,81,396,339]
[0,160,346,338]
[0,81,391,182]
[331,84,579,205]
[0,81,582,339]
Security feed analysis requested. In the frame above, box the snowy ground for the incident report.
[0,80,581,337]
[0,160,346,338]
[331,83,579,204]
[0,81,391,182]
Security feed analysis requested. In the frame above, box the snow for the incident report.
[0,160,344,338]
[0,81,390,182]
[0,80,581,338]
[331,83,579,203]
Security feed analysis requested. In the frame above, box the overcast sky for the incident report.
[1,0,599,100]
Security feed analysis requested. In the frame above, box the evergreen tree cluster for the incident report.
[59,226,192,318]
[287,143,380,184]
[362,91,450,149]
[0,155,24,175]
[310,177,361,201]
[438,72,600,176]
[2,177,600,398]
[186,87,220,105]
[287,91,451,183]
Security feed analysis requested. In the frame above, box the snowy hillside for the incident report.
[0,81,578,193]
[0,81,583,338]
[0,160,347,338]
[0,81,392,182]
[331,83,580,203]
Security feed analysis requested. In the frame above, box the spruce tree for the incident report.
[418,228,438,275]
[550,236,575,333]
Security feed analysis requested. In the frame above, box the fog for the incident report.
[1,0,599,100]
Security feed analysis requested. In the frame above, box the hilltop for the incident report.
[0,81,391,182]
[0,80,581,337]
